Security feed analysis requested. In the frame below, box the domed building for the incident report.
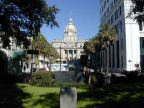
[52,18,86,62]
[64,18,77,42]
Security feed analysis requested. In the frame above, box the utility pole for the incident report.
[31,38,34,75]
[60,46,61,71]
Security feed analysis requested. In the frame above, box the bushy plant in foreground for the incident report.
[30,71,54,87]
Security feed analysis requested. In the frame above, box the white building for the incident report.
[100,0,144,72]
[0,38,50,74]
[0,38,25,74]
[52,18,86,62]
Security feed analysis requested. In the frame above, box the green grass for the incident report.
[17,84,60,108]
[1,83,144,108]
[77,83,144,108]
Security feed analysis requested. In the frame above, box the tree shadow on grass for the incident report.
[77,83,144,108]
[33,93,60,108]
[0,83,31,108]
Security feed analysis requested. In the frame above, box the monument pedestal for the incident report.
[60,87,77,108]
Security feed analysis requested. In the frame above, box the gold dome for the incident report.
[64,18,77,34]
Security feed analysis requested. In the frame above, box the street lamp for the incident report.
[60,46,61,71]
[128,59,132,71]
[49,56,53,71]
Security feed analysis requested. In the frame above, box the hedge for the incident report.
[30,70,54,87]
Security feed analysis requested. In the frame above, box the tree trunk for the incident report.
[107,46,109,75]
[106,45,111,84]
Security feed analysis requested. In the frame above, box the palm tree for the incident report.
[32,34,59,69]
[83,42,91,55]
[92,35,103,71]
[33,34,59,58]
[83,35,102,69]
[83,23,116,74]
[99,24,116,76]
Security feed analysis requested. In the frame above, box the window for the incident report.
[104,0,106,7]
[108,19,111,24]
[111,15,114,24]
[110,2,113,9]
[65,50,67,54]
[114,10,118,21]
[116,41,120,68]
[121,56,123,68]
[112,44,115,68]
[119,21,122,32]
[114,0,117,4]
[121,38,123,50]
[115,25,118,34]
[109,46,111,67]
[74,50,77,54]
[107,7,109,14]
[104,11,106,17]
[141,38,144,48]
[69,50,72,54]
[119,5,122,16]
[139,21,143,31]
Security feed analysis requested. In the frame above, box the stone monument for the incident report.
[60,87,77,108]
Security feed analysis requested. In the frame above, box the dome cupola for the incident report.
[64,18,77,35]
[64,18,78,42]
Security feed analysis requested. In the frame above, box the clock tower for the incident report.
[64,18,77,42]
[52,17,86,62]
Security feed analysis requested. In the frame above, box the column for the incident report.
[72,50,73,60]
[76,50,78,59]
[67,50,69,61]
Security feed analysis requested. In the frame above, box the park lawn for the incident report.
[18,84,89,108]
[17,84,89,108]
[14,83,144,108]
[1,83,144,108]
[77,83,144,108]
[17,84,60,108]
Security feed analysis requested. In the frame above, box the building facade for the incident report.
[52,18,86,62]
[100,0,144,72]
[0,38,50,74]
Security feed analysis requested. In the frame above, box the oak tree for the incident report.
[130,0,144,23]
[0,0,59,48]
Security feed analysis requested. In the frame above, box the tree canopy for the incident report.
[0,0,59,48]
[33,34,59,59]
[99,24,116,48]
[83,24,116,69]
[83,24,116,55]
[130,0,144,23]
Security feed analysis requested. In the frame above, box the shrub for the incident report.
[122,71,138,82]
[137,74,144,82]
[0,73,20,83]
[30,70,54,87]
[53,82,87,88]
[111,73,127,83]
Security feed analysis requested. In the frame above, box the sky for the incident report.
[40,0,100,43]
